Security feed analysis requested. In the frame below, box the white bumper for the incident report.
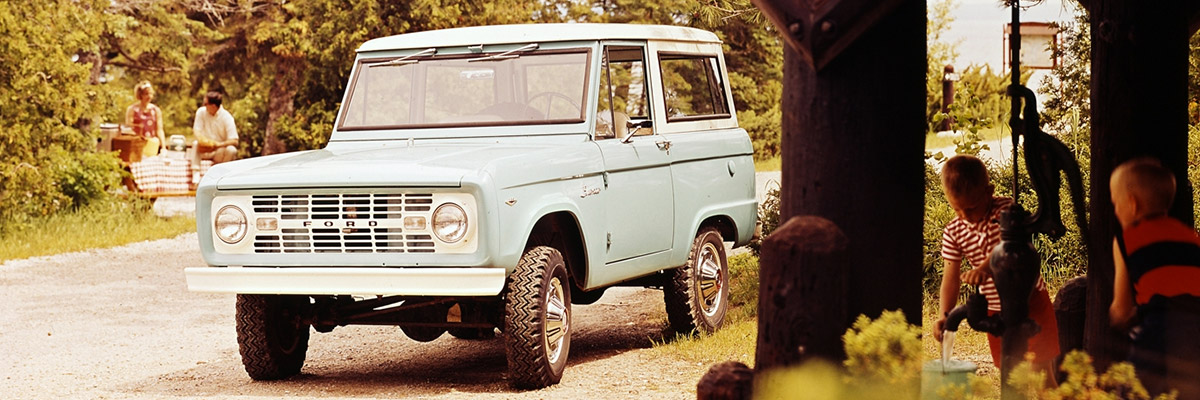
[184,267,507,296]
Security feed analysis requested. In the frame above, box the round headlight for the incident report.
[432,203,468,243]
[214,205,248,244]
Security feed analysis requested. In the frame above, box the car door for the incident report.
[594,44,674,265]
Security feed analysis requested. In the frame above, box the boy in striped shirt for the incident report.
[933,155,1060,379]
[1109,157,1200,398]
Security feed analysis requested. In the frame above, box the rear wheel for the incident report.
[664,227,730,334]
[505,246,572,388]
[236,294,310,380]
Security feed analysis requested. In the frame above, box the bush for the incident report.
[748,180,781,255]
[727,253,759,322]
[756,310,923,399]
[0,143,124,228]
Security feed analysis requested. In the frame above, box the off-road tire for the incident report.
[664,227,730,334]
[236,294,311,380]
[504,246,571,389]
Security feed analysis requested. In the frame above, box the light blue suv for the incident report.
[185,23,756,388]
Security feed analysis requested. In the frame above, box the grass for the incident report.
[652,252,1001,395]
[0,197,196,264]
[652,252,761,365]
[925,126,1007,151]
[755,156,781,172]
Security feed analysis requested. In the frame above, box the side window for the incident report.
[658,54,730,122]
[596,46,649,139]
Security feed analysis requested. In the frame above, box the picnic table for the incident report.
[125,152,212,200]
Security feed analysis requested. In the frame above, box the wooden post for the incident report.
[1078,0,1200,368]
[756,216,849,367]
[751,0,926,371]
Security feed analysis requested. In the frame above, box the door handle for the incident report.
[655,139,671,153]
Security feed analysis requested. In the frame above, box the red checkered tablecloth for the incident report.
[129,156,212,193]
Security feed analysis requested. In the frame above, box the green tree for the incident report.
[0,0,125,226]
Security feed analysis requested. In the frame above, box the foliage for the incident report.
[756,310,923,399]
[1,0,785,225]
[0,0,126,226]
[727,253,760,322]
[1191,125,1200,221]
[748,180,781,255]
[1038,5,1090,138]
[842,310,923,387]
[926,0,961,126]
[922,163,957,298]
[1002,350,1177,400]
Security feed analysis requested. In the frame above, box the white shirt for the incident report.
[193,107,238,142]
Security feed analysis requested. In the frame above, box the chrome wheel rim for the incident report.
[544,277,568,364]
[698,241,724,317]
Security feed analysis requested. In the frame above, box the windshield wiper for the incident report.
[467,43,539,63]
[369,48,437,68]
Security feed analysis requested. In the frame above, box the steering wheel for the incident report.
[526,92,582,119]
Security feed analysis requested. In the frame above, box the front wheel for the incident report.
[505,246,572,388]
[236,294,311,380]
[664,227,730,334]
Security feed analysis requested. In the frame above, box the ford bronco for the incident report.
[185,23,756,388]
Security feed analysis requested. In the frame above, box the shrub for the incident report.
[727,253,759,322]
[755,310,923,399]
[843,310,923,388]
[748,180,780,255]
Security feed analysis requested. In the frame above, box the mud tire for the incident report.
[236,294,310,380]
[504,246,572,389]
[664,227,730,334]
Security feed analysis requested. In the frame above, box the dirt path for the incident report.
[0,234,712,399]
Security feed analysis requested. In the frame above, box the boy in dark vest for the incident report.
[1110,157,1200,398]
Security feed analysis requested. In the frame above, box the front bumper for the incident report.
[184,267,506,296]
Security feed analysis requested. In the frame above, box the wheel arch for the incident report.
[525,211,588,291]
[697,214,737,242]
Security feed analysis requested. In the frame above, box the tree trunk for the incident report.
[262,56,304,156]
[1084,0,1194,369]
[758,0,926,371]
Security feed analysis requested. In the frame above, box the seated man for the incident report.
[193,91,238,166]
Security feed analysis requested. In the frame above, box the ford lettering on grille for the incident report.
[250,193,436,254]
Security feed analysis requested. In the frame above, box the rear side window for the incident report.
[658,54,730,122]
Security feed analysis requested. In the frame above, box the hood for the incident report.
[214,142,532,190]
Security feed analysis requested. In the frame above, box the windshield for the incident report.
[339,49,590,130]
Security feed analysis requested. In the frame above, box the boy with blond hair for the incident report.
[1109,157,1200,398]
[934,155,1060,377]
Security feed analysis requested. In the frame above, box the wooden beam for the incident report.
[755,0,926,371]
[751,0,906,71]
[1085,0,1194,370]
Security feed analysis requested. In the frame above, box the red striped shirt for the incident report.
[1121,216,1200,305]
[942,197,1046,312]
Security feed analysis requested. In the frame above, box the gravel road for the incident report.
[1,172,778,399]
[0,235,716,399]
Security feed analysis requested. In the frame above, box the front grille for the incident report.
[250,193,436,254]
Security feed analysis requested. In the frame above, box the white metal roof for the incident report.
[357,23,721,53]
